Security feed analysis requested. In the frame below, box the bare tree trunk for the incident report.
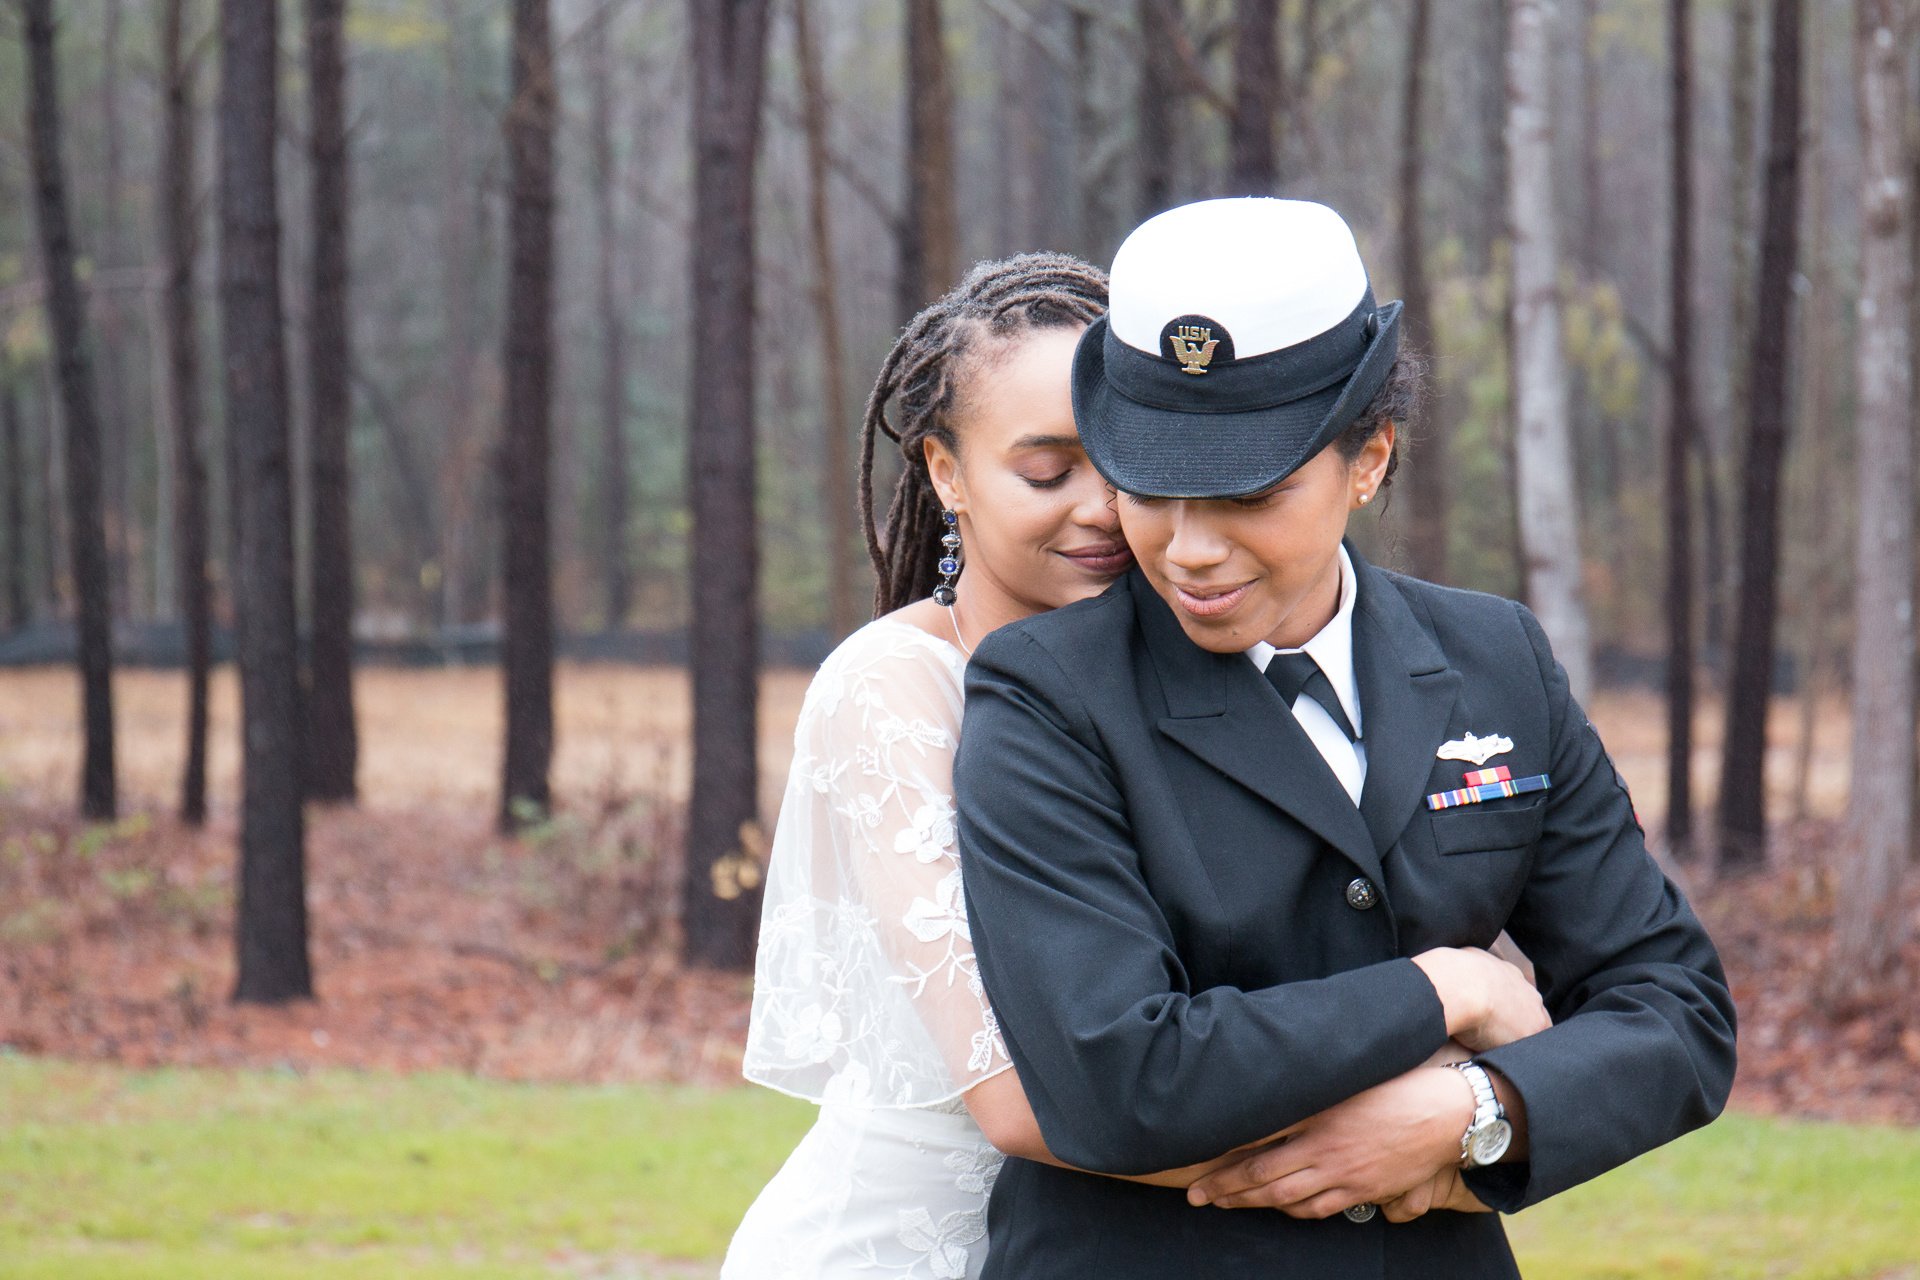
[1068,7,1105,258]
[587,12,632,635]
[1476,0,1511,273]
[1714,0,1759,665]
[1507,0,1595,701]
[1694,420,1727,686]
[1718,0,1804,872]
[1398,0,1446,584]
[1229,0,1281,194]
[305,0,358,803]
[1789,0,1837,826]
[899,0,958,321]
[97,0,133,623]
[1831,0,1914,986]
[1664,0,1699,858]
[221,0,312,1002]
[1137,0,1186,220]
[23,0,118,822]
[435,0,482,634]
[499,0,557,831]
[684,0,773,972]
[794,0,860,639]
[2,382,24,631]
[1576,0,1603,275]
[38,364,63,617]
[162,0,212,827]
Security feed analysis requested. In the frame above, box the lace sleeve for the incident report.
[742,621,1013,1109]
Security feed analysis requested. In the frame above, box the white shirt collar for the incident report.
[1245,543,1362,738]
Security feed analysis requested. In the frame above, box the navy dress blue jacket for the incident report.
[954,549,1735,1278]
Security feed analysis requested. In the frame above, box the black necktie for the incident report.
[1264,651,1359,742]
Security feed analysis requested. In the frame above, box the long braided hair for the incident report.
[859,252,1109,616]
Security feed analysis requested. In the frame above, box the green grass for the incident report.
[1,1053,1916,1279]
[0,1054,811,1279]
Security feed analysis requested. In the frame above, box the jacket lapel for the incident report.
[1132,569,1383,884]
[1350,551,1461,857]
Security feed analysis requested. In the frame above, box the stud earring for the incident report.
[933,510,961,607]
[1358,492,1372,505]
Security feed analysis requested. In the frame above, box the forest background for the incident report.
[1,0,1918,1274]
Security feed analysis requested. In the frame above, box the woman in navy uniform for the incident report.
[953,198,1736,1278]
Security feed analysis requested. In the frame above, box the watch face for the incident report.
[1468,1118,1513,1167]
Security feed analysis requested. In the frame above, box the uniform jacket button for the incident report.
[1344,877,1379,910]
[1343,1202,1378,1223]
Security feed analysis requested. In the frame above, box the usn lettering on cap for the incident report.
[1158,314,1236,375]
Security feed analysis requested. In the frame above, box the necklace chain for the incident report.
[947,596,974,657]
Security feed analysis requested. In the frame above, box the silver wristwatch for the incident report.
[1451,1060,1513,1169]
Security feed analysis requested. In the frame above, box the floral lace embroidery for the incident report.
[743,618,1012,1109]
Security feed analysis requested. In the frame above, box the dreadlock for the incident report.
[859,252,1110,616]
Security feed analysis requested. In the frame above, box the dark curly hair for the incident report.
[859,252,1110,616]
[1330,342,1427,495]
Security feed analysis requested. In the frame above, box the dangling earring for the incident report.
[933,510,961,607]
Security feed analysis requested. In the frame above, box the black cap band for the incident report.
[1102,291,1379,415]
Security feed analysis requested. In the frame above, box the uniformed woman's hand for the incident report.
[1411,946,1551,1053]
[1379,1165,1491,1222]
[1183,1067,1472,1216]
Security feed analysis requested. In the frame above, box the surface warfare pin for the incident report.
[1159,315,1235,375]
[1435,732,1514,767]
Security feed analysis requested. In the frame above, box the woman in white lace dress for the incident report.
[722,255,1528,1278]
[724,254,1173,1279]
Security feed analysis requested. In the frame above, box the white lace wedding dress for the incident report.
[722,617,1014,1280]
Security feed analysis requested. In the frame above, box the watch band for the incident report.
[1452,1060,1504,1167]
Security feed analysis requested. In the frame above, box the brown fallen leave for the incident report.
[1,790,1914,1126]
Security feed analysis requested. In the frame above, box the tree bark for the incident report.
[1831,0,1914,985]
[1137,0,1186,219]
[794,0,860,639]
[221,0,312,1001]
[1717,0,1804,872]
[684,0,773,971]
[22,0,118,822]
[1229,0,1281,194]
[587,11,632,635]
[1476,0,1511,273]
[899,0,958,322]
[1664,0,1699,858]
[1788,0,1838,826]
[37,364,63,617]
[435,0,482,633]
[162,0,213,827]
[1715,0,1759,664]
[1506,0,1595,701]
[305,0,358,803]
[1576,0,1603,276]
[1398,0,1446,584]
[2,382,25,631]
[499,0,557,831]
[97,0,133,623]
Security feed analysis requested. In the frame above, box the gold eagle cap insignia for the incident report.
[1169,325,1218,375]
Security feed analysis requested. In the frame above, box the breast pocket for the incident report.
[1429,793,1547,856]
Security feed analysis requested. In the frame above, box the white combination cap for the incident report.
[1070,196,1402,499]
[1108,199,1372,359]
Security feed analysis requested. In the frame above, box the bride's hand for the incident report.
[1411,947,1550,1053]
[1380,1165,1492,1222]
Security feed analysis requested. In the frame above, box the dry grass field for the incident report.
[0,661,1855,829]
[0,663,811,820]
